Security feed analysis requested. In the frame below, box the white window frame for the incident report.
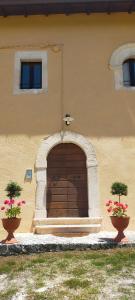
[14,51,48,95]
[109,43,135,90]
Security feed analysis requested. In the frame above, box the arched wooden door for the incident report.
[47,143,88,217]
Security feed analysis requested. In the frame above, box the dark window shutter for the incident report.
[123,59,135,87]
[20,62,42,89]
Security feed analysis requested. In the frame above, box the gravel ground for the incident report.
[15,231,135,245]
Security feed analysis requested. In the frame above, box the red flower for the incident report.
[21,200,26,204]
[108,200,112,204]
[4,200,10,205]
[113,207,118,212]
[107,207,112,213]
[17,202,21,206]
[1,206,5,210]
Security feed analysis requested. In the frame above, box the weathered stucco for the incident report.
[0,13,135,234]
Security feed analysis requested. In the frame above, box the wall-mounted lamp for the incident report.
[25,169,32,182]
[63,114,74,126]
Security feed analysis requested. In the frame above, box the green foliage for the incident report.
[5,182,22,199]
[5,206,21,218]
[111,182,128,202]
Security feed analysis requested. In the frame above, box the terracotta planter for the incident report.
[1,218,21,244]
[110,216,130,243]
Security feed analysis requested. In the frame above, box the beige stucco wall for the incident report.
[0,13,135,236]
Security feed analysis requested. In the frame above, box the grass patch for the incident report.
[56,259,69,270]
[0,249,135,299]
[71,265,87,276]
[64,278,90,289]
[0,287,18,300]
[91,249,135,274]
[0,261,16,274]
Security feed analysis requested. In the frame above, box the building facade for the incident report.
[0,0,135,234]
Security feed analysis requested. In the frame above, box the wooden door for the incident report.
[47,143,88,217]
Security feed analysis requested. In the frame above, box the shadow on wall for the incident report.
[0,92,135,137]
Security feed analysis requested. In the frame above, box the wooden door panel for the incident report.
[48,187,88,196]
[47,194,68,202]
[48,161,86,168]
[47,194,88,202]
[48,168,86,175]
[48,144,83,154]
[67,187,87,195]
[68,194,88,202]
[47,201,88,209]
[47,143,88,218]
[47,209,88,218]
[67,181,86,188]
[67,174,87,181]
[48,180,68,188]
[48,187,68,195]
[48,154,85,161]
[48,180,86,188]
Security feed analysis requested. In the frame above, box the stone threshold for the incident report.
[0,242,135,256]
[0,231,135,256]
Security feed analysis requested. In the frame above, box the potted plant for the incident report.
[0,182,25,244]
[106,182,129,243]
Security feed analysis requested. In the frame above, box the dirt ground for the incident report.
[0,249,135,299]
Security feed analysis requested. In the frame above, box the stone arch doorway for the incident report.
[35,131,101,221]
[47,143,88,218]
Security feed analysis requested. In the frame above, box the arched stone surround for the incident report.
[34,131,101,221]
[110,43,135,90]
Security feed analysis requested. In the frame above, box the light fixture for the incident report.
[63,114,74,126]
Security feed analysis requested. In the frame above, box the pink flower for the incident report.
[7,199,15,206]
[1,206,5,210]
[117,203,123,208]
[17,202,21,206]
[10,199,15,205]
[123,204,128,210]
[106,197,128,217]
[106,200,113,206]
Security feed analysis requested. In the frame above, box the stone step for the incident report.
[34,224,101,235]
[33,217,102,226]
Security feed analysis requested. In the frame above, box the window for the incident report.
[20,62,42,89]
[110,43,135,90]
[123,59,135,87]
[14,51,48,95]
